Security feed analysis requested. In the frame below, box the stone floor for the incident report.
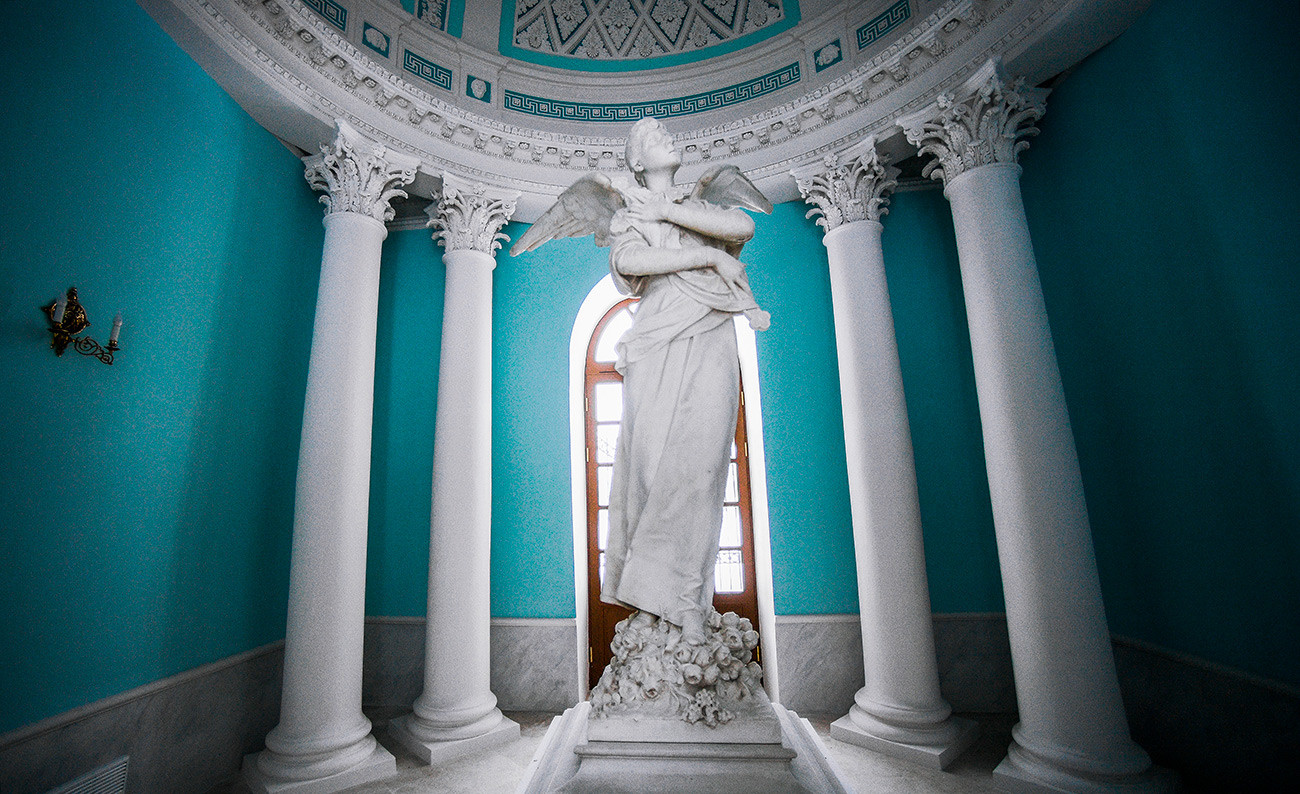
[224,709,1018,793]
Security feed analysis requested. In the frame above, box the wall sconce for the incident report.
[42,287,122,365]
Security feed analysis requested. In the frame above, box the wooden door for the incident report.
[584,299,760,688]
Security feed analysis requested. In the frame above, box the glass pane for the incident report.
[719,506,742,548]
[597,509,610,551]
[594,382,623,423]
[724,462,739,502]
[714,549,744,594]
[597,465,612,506]
[596,423,619,464]
[599,551,606,587]
[730,441,738,460]
[594,309,633,362]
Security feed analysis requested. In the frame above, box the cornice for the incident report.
[139,0,1152,220]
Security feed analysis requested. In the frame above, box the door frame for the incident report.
[568,275,780,701]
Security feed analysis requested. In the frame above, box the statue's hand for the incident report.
[708,249,746,288]
[626,200,675,226]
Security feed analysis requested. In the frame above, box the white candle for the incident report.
[110,312,123,344]
[53,294,66,324]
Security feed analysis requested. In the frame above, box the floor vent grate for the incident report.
[45,755,128,794]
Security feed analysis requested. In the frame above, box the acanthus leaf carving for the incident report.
[428,174,520,254]
[303,119,419,222]
[792,136,900,231]
[899,59,1047,185]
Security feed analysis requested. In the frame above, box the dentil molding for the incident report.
[138,0,1150,220]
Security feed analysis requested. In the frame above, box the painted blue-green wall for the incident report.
[1021,0,1300,686]
[366,229,444,615]
[0,1,323,734]
[883,190,1003,613]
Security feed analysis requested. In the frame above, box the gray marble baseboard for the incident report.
[771,613,1016,716]
[362,617,581,713]
[0,642,283,794]
[1114,636,1300,792]
[6,615,1295,793]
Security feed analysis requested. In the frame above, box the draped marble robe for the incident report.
[599,186,765,627]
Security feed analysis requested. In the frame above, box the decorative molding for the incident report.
[303,119,420,221]
[857,0,910,50]
[401,48,452,91]
[791,135,900,230]
[502,0,799,71]
[813,39,842,72]
[427,174,520,253]
[503,61,800,121]
[898,58,1047,185]
[302,0,347,31]
[141,0,1142,216]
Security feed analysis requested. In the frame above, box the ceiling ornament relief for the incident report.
[505,0,795,69]
[143,0,1151,218]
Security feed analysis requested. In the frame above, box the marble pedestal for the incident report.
[241,743,394,794]
[830,710,979,769]
[520,697,851,793]
[387,713,520,765]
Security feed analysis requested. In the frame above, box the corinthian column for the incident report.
[389,175,522,763]
[792,140,977,769]
[900,61,1165,793]
[245,121,417,794]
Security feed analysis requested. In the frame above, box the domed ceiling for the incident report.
[141,0,1150,220]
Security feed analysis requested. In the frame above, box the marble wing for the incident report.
[689,164,774,215]
[509,172,626,255]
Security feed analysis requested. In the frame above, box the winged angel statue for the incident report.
[512,117,772,646]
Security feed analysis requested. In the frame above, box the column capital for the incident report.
[303,120,420,223]
[427,174,520,255]
[898,59,1047,186]
[791,136,901,232]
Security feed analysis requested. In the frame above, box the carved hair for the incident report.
[625,117,671,184]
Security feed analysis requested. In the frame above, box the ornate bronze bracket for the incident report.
[42,287,121,365]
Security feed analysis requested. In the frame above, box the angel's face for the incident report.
[638,125,680,173]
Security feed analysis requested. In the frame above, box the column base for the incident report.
[829,710,979,770]
[242,742,395,794]
[993,733,1179,794]
[388,711,520,764]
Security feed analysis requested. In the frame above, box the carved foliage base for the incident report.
[590,609,763,727]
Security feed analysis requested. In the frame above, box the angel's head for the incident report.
[626,117,680,187]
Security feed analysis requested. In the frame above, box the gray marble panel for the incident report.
[933,613,1017,714]
[1114,637,1300,792]
[772,616,865,716]
[0,643,282,794]
[772,614,1018,717]
[362,618,581,713]
[490,620,581,712]
[362,618,426,710]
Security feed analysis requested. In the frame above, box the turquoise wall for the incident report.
[0,1,323,733]
[882,190,1003,613]
[366,229,444,615]
[1020,0,1300,686]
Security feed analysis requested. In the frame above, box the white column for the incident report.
[389,175,522,764]
[792,140,978,769]
[245,121,417,794]
[901,61,1166,793]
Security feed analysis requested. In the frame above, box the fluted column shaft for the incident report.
[794,143,976,769]
[902,62,1161,793]
[247,121,416,794]
[390,176,522,764]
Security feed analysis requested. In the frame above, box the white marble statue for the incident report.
[512,117,771,648]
